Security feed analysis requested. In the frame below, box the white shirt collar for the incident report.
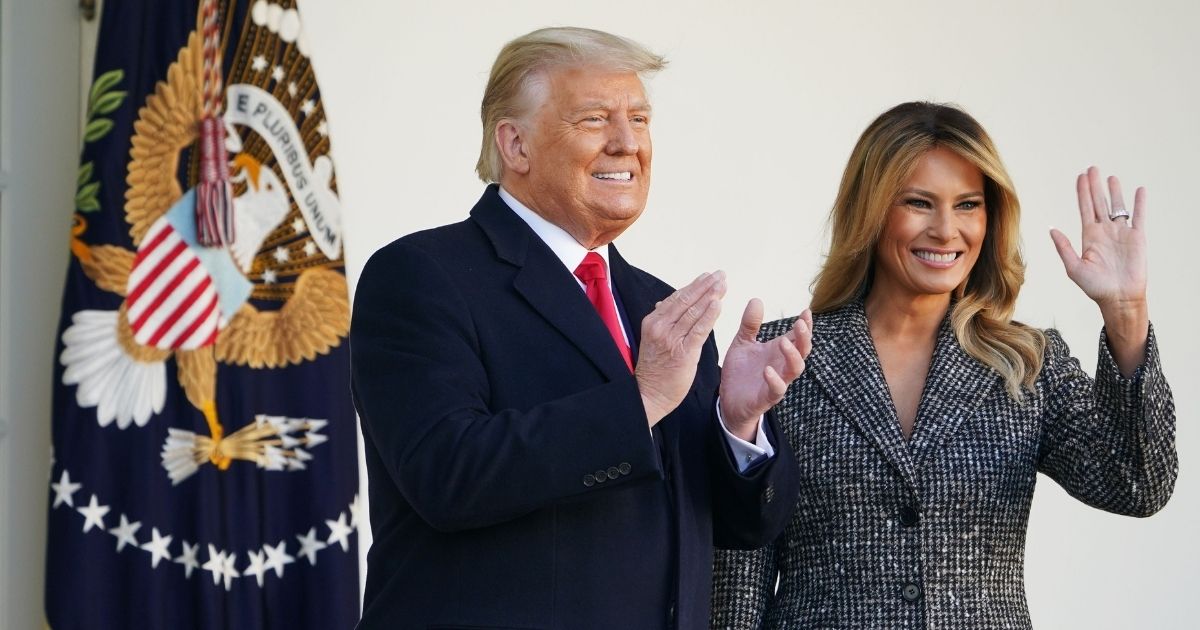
[498,186,611,277]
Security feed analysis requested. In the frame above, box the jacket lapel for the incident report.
[470,186,633,383]
[808,301,918,490]
[907,318,1000,468]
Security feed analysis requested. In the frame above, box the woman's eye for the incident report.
[957,200,981,211]
[905,198,931,209]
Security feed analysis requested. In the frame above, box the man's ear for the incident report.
[496,120,531,176]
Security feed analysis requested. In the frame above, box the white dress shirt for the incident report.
[498,187,772,472]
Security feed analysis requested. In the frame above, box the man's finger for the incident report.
[763,365,788,402]
[737,298,765,342]
[681,295,722,348]
[656,271,722,326]
[775,335,805,382]
[792,317,813,359]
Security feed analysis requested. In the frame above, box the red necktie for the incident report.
[574,252,633,372]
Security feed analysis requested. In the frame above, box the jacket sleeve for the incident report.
[707,316,802,550]
[1036,325,1177,517]
[350,241,663,533]
[710,540,780,630]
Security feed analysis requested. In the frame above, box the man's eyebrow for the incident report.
[568,100,653,115]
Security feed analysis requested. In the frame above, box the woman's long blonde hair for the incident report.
[811,102,1046,399]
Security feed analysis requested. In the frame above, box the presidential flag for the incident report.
[46,1,359,627]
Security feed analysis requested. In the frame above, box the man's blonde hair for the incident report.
[475,27,666,183]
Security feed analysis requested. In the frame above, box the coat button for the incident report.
[594,470,607,483]
[618,462,631,475]
[899,505,919,527]
[583,474,595,487]
[607,466,620,480]
[901,582,922,602]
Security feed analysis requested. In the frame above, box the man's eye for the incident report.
[631,116,648,124]
[585,115,605,123]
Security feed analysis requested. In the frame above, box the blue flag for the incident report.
[46,1,359,627]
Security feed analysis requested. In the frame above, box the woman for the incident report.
[710,102,1176,629]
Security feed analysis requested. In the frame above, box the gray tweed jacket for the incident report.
[711,300,1177,629]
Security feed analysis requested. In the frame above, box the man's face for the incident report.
[519,65,652,247]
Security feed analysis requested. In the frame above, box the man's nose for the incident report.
[605,117,639,155]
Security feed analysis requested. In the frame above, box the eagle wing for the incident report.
[215,268,349,369]
[124,31,204,245]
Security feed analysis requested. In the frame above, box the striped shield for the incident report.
[126,218,221,350]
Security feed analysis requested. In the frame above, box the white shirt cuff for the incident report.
[715,398,775,473]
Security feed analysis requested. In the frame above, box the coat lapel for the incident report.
[470,186,633,383]
[906,318,1000,468]
[808,301,918,490]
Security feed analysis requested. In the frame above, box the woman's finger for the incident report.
[1049,228,1080,276]
[1107,176,1129,224]
[1076,173,1097,225]
[1088,166,1110,221]
[1132,186,1148,230]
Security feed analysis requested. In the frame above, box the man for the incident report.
[350,27,811,629]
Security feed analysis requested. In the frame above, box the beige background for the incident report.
[3,0,1197,628]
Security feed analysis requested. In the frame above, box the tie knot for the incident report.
[573,251,607,283]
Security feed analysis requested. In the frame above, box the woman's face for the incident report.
[872,146,988,301]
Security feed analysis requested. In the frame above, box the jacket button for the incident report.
[594,470,608,483]
[899,505,919,527]
[618,462,631,475]
[606,466,620,480]
[583,474,596,487]
[901,582,922,602]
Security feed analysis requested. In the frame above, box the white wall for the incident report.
[0,0,80,629]
[299,0,1199,627]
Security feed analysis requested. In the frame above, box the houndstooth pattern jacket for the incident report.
[710,300,1177,630]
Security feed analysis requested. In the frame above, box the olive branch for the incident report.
[75,69,127,213]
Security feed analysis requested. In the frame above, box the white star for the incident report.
[51,470,82,508]
[287,81,298,98]
[251,55,268,72]
[202,545,227,587]
[272,65,285,82]
[316,120,328,137]
[262,268,277,284]
[300,99,316,116]
[243,549,268,587]
[348,493,366,529]
[174,541,200,578]
[109,514,142,552]
[325,512,353,552]
[140,527,173,568]
[303,241,318,257]
[273,246,290,263]
[221,551,241,591]
[77,494,110,533]
[296,527,327,565]
[262,540,295,578]
[291,217,307,234]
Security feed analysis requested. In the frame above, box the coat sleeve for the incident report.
[350,241,663,532]
[1036,325,1177,517]
[710,539,780,630]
